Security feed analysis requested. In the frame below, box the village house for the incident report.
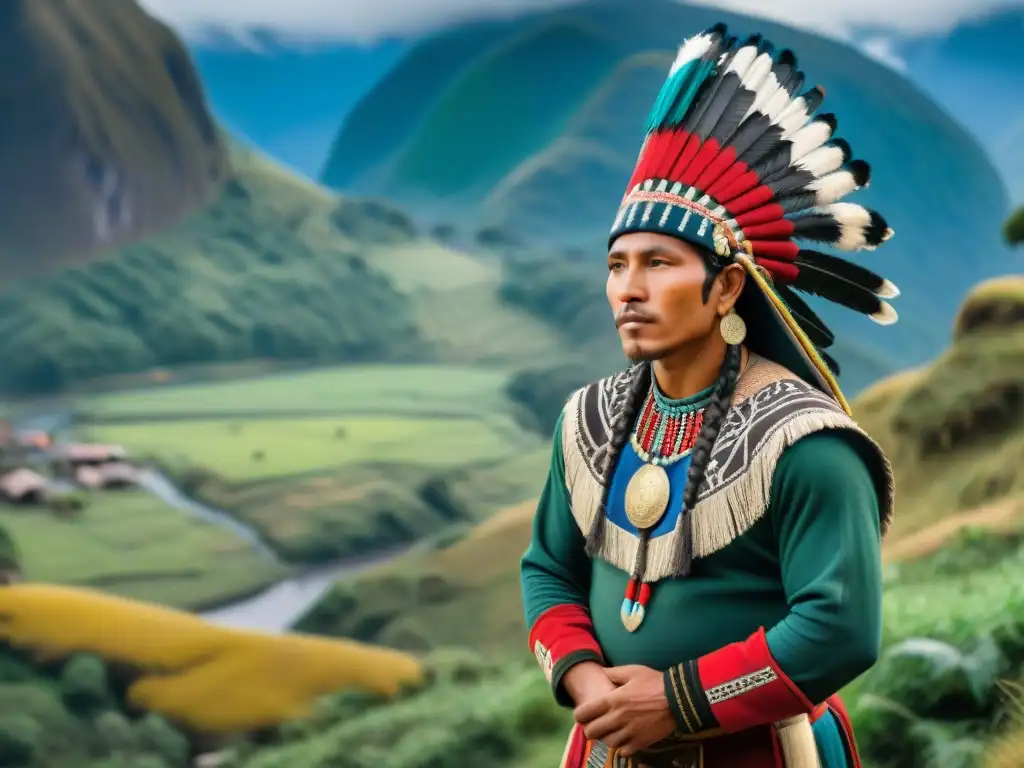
[0,468,50,504]
[51,443,127,467]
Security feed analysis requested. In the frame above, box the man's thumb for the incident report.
[606,665,643,684]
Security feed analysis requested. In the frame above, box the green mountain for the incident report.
[320,0,1015,391]
[0,142,561,395]
[0,0,226,278]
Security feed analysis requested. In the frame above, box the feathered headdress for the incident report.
[609,24,898,413]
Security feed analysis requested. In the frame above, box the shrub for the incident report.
[0,714,41,767]
[96,710,138,752]
[60,654,114,716]
[135,712,190,767]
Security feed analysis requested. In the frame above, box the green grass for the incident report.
[386,19,620,199]
[85,415,528,482]
[76,364,517,421]
[68,364,546,564]
[0,491,285,610]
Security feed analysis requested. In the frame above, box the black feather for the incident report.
[727,113,773,157]
[708,87,756,143]
[783,69,805,96]
[794,250,890,295]
[777,191,817,213]
[752,145,793,180]
[788,213,842,244]
[737,123,784,165]
[848,160,871,186]
[776,284,835,347]
[800,86,825,114]
[866,211,890,245]
[682,39,740,132]
[693,71,746,139]
[767,168,815,196]
[792,263,890,316]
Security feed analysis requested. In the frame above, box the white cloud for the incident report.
[858,36,907,71]
[138,0,1023,44]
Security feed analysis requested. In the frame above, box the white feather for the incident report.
[741,53,774,93]
[747,71,780,118]
[797,145,845,177]
[824,203,872,250]
[826,202,872,225]
[787,120,834,162]
[725,45,760,77]
[670,33,714,76]
[762,88,792,121]
[878,280,900,299]
[779,104,812,137]
[809,170,859,205]
[870,302,898,325]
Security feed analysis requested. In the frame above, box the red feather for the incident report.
[680,139,721,186]
[630,130,690,188]
[741,220,794,239]
[713,169,760,204]
[754,257,800,283]
[706,162,749,200]
[725,185,774,214]
[750,240,800,261]
[669,135,703,178]
[693,147,738,192]
[735,204,785,227]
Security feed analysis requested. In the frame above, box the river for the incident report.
[15,409,407,634]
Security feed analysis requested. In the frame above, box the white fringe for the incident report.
[560,360,891,580]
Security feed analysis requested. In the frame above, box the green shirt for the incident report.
[520,410,883,705]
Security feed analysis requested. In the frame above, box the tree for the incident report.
[1005,207,1024,246]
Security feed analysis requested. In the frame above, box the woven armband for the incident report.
[663,626,815,734]
[528,604,604,706]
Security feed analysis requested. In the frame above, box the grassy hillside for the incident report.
[0,0,226,277]
[0,141,564,397]
[319,0,1014,392]
[0,491,285,610]
[376,19,622,206]
[68,364,547,566]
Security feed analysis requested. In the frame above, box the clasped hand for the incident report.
[572,664,677,758]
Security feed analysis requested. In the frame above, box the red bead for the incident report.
[638,582,652,605]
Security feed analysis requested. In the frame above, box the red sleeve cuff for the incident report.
[528,604,603,706]
[665,627,815,734]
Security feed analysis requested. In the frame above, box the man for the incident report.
[520,23,898,768]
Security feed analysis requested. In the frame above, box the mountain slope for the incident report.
[0,142,561,395]
[0,0,226,277]
[320,0,1014,390]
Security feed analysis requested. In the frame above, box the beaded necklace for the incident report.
[621,381,713,632]
[630,382,713,465]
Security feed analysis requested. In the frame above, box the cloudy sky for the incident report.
[140,0,1022,44]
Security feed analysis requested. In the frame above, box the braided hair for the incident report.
[584,362,650,557]
[584,249,745,577]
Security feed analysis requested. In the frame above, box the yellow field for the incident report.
[0,584,422,733]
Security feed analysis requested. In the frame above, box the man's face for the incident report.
[606,231,721,362]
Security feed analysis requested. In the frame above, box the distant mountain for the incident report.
[317,0,1015,388]
[896,8,1024,201]
[0,0,227,278]
[189,39,404,178]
